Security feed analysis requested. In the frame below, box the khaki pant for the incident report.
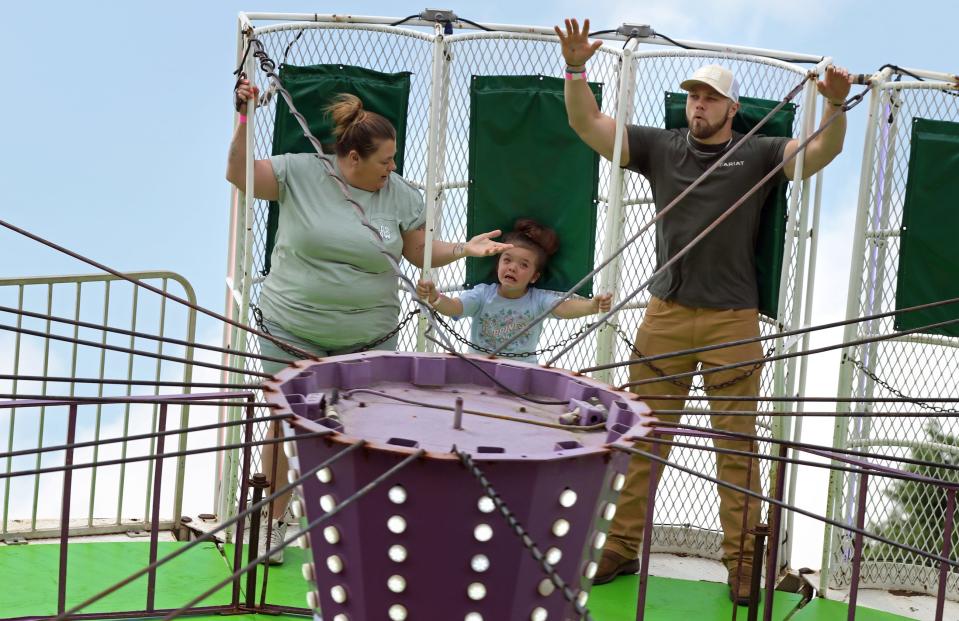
[607,296,764,568]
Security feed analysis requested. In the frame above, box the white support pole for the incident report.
[215,17,249,525]
[768,65,819,572]
[856,87,901,443]
[238,52,257,343]
[821,66,892,594]
[417,25,447,352]
[783,161,825,566]
[769,75,811,419]
[780,74,822,378]
[171,278,198,528]
[219,31,258,531]
[593,42,638,384]
[885,66,959,84]
[771,63,826,406]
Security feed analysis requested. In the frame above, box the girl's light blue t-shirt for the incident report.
[458,283,560,363]
[259,153,426,348]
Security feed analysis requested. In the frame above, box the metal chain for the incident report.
[611,323,773,393]
[252,300,592,361]
[251,306,419,358]
[455,449,594,621]
[848,356,959,414]
[429,309,601,358]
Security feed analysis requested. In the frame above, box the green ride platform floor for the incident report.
[590,575,912,621]
[0,541,917,620]
[0,540,303,620]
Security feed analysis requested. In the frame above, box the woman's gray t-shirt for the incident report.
[258,153,426,348]
[625,126,790,309]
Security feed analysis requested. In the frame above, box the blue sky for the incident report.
[1,0,954,312]
[1,0,956,570]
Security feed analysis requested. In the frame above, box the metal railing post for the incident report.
[846,472,870,620]
[57,404,78,615]
[823,67,892,593]
[935,488,956,621]
[594,42,638,384]
[416,24,449,352]
[146,403,168,612]
[772,70,821,569]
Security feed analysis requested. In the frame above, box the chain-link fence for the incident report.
[827,78,959,597]
[222,16,821,563]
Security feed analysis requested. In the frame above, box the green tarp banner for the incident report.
[665,92,796,319]
[264,64,412,274]
[895,118,959,337]
[466,75,602,296]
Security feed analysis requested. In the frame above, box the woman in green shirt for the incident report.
[227,81,510,562]
[229,82,510,361]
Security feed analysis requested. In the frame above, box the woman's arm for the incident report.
[225,78,280,200]
[402,228,513,268]
[552,293,612,319]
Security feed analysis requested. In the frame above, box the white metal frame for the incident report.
[220,10,827,567]
[415,22,451,352]
[823,67,892,590]
[825,70,959,597]
[593,39,639,385]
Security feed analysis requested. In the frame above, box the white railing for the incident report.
[0,271,197,540]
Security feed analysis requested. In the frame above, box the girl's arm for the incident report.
[416,280,464,317]
[553,293,612,319]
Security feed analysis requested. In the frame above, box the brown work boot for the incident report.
[726,562,754,606]
[593,549,640,585]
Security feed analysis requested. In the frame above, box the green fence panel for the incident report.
[895,118,959,337]
[665,92,796,319]
[264,64,412,274]
[466,75,602,296]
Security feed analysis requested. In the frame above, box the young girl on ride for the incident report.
[417,218,612,363]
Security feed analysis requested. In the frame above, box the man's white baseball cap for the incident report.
[680,65,740,103]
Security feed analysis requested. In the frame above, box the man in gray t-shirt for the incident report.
[555,17,851,604]
[624,125,789,309]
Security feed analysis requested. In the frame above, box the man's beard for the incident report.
[688,115,727,141]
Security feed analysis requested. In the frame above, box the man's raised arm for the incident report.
[555,18,630,166]
[783,65,852,180]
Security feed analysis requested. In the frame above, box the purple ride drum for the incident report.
[264,351,652,621]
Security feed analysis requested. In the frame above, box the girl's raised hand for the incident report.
[416,279,437,302]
